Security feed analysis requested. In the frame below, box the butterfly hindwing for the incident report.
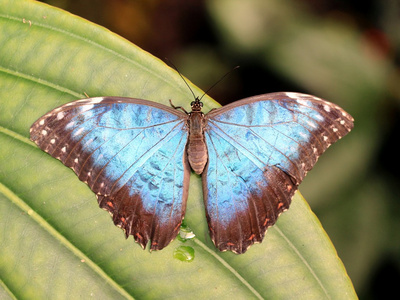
[204,130,297,254]
[203,92,354,253]
[30,97,190,250]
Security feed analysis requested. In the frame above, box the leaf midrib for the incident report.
[193,238,264,299]
[275,226,330,298]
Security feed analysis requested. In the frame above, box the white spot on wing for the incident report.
[285,92,300,99]
[57,112,65,120]
[85,138,94,146]
[307,121,317,128]
[74,127,84,137]
[323,104,331,112]
[299,132,308,139]
[65,121,75,129]
[297,99,308,106]
[85,104,94,111]
[87,97,104,104]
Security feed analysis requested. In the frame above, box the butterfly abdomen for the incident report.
[187,111,208,174]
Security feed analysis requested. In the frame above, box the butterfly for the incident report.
[30,91,353,254]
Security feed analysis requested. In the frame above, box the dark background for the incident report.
[40,0,400,298]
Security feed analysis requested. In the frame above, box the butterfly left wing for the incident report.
[30,97,190,251]
[203,92,354,254]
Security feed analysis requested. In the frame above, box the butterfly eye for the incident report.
[190,101,194,106]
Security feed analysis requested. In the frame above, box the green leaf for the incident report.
[0,0,357,299]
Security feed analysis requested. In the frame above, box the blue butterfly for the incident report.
[30,92,353,254]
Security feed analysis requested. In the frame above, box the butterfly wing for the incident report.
[30,97,190,251]
[203,92,354,254]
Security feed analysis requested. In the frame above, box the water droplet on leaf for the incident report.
[178,222,195,242]
[173,246,195,262]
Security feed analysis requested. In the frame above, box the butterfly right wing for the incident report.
[203,92,354,253]
[30,97,190,251]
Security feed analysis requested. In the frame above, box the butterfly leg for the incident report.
[169,99,188,114]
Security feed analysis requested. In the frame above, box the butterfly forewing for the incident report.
[30,97,190,250]
[203,92,353,253]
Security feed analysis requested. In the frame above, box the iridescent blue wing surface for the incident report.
[30,97,190,251]
[203,92,354,253]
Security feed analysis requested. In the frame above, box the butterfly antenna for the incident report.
[199,66,240,101]
[167,59,240,101]
[166,59,198,100]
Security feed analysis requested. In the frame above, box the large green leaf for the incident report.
[0,0,357,299]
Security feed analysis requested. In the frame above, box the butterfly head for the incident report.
[190,97,203,112]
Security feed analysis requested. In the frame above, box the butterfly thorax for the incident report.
[187,102,208,175]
